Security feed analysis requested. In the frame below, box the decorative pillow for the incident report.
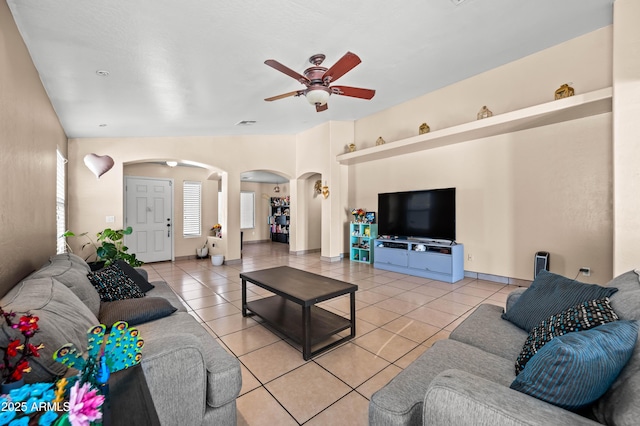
[502,270,618,331]
[87,264,145,302]
[510,320,639,411]
[99,297,177,327]
[515,298,619,374]
[115,260,155,293]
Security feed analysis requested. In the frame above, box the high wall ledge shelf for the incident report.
[336,87,612,165]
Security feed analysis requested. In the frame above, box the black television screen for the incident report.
[378,188,456,241]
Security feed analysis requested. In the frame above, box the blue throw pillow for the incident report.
[511,320,639,411]
[502,270,618,331]
[515,298,619,374]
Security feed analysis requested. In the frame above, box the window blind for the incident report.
[240,191,255,229]
[56,150,66,254]
[183,181,201,237]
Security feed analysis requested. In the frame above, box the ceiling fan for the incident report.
[264,52,376,112]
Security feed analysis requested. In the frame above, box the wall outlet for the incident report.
[580,267,591,276]
[467,254,473,261]
[106,215,115,223]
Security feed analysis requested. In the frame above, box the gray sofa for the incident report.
[0,253,241,426]
[369,270,640,426]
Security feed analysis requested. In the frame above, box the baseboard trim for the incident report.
[465,270,532,287]
[290,248,321,256]
[321,254,343,263]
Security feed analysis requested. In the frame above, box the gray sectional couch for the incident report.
[369,270,640,426]
[0,253,241,426]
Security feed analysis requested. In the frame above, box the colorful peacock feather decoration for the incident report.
[53,321,144,388]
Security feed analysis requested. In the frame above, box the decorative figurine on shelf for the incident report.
[477,105,493,120]
[314,180,322,195]
[554,83,575,100]
[347,143,356,153]
[376,137,385,146]
[419,123,430,135]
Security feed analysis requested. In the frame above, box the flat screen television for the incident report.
[378,188,456,242]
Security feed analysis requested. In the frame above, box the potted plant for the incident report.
[62,226,143,270]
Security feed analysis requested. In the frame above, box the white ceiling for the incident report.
[7,0,612,139]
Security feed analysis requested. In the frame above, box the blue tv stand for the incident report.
[373,239,464,283]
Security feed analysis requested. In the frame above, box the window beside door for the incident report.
[183,181,202,237]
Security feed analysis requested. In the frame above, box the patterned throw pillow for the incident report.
[502,270,618,332]
[511,320,638,411]
[515,298,619,374]
[87,264,145,302]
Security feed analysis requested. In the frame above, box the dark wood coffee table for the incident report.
[240,266,358,360]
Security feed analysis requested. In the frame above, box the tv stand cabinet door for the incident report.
[374,247,408,267]
[408,252,452,274]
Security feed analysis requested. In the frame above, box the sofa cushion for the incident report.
[515,297,619,374]
[501,270,618,332]
[115,260,155,293]
[49,253,91,273]
[0,277,99,383]
[145,282,187,313]
[135,312,241,408]
[99,297,177,327]
[511,320,638,411]
[592,270,640,425]
[29,257,101,317]
[369,339,515,426]
[87,264,145,302]
[449,303,528,361]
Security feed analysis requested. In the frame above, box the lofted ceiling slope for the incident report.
[7,0,613,139]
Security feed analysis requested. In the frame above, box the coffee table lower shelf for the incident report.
[245,295,354,359]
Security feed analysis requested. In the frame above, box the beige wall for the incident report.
[348,27,614,282]
[613,0,640,275]
[0,1,67,295]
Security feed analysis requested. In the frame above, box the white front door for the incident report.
[124,177,173,263]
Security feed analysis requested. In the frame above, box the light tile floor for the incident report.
[142,242,521,425]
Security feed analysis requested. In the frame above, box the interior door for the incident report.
[124,177,173,263]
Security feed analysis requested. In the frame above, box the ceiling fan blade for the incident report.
[316,103,328,112]
[264,59,310,85]
[322,52,361,84]
[331,86,376,100]
[264,90,304,102]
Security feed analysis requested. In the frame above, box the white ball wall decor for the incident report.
[84,153,115,179]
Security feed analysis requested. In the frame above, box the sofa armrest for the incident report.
[505,287,527,312]
[140,333,208,426]
[134,267,149,281]
[423,370,600,426]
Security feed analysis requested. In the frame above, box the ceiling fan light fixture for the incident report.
[306,88,330,106]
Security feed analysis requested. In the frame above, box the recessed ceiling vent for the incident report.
[236,120,257,126]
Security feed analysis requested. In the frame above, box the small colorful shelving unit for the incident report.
[350,223,378,264]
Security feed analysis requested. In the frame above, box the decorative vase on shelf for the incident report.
[554,83,575,100]
[376,137,385,146]
[419,123,430,134]
[477,105,493,120]
[1,378,25,395]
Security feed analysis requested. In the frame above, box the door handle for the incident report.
[166,223,171,237]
